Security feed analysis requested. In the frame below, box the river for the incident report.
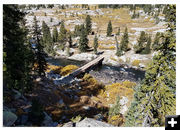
[47,57,145,85]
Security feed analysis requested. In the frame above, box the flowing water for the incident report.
[47,57,145,84]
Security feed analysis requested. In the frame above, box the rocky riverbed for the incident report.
[89,65,145,85]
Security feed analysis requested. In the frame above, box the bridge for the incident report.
[54,55,105,85]
[71,55,105,77]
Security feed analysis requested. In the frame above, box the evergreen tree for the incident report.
[58,20,67,45]
[107,20,113,37]
[47,4,54,9]
[74,25,80,37]
[116,27,120,35]
[85,15,92,35]
[3,5,33,93]
[74,24,85,37]
[93,35,98,54]
[67,32,72,48]
[50,17,53,22]
[115,36,123,56]
[42,21,53,54]
[32,16,47,77]
[142,35,151,54]
[154,15,160,24]
[78,24,89,52]
[152,32,161,50]
[131,10,140,19]
[131,10,136,19]
[66,45,70,57]
[120,27,129,52]
[125,5,176,127]
[162,5,168,15]
[163,5,170,22]
[52,26,58,43]
[135,31,147,54]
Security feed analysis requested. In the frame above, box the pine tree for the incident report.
[32,16,47,77]
[50,17,53,22]
[74,25,80,37]
[107,20,113,37]
[58,20,67,45]
[142,35,151,54]
[163,5,170,22]
[93,35,98,54]
[74,24,85,37]
[162,5,168,15]
[3,5,33,93]
[85,15,92,35]
[125,5,176,127]
[120,27,129,52]
[66,45,70,57]
[67,32,72,48]
[131,10,136,19]
[52,26,58,43]
[135,31,147,54]
[42,21,53,54]
[78,24,89,52]
[47,4,54,9]
[115,36,123,56]
[116,27,120,35]
[152,32,161,50]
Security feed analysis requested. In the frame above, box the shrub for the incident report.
[46,64,62,73]
[82,73,92,81]
[110,57,118,61]
[82,73,98,87]
[71,115,82,123]
[108,114,124,126]
[132,60,140,67]
[98,45,115,50]
[101,83,134,103]
[60,65,79,76]
[122,80,136,88]
[79,73,104,96]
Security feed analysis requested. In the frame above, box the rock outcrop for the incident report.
[63,118,114,127]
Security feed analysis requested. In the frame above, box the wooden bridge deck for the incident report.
[71,55,105,77]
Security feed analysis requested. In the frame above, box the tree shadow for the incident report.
[27,76,109,125]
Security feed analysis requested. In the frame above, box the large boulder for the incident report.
[3,111,17,126]
[63,121,74,127]
[75,118,114,127]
